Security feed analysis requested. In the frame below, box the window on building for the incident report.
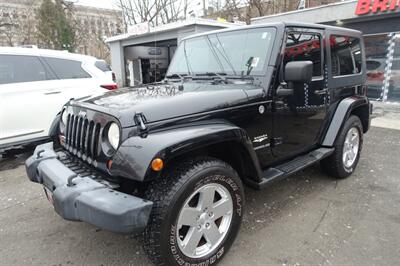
[0,55,49,84]
[283,32,323,77]
[364,34,390,100]
[330,35,363,76]
[42,57,91,79]
[387,33,400,102]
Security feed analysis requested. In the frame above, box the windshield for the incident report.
[167,27,276,77]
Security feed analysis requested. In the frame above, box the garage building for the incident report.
[106,18,239,87]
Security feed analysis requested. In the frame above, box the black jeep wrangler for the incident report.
[26,22,371,265]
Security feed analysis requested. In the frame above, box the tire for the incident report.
[142,157,244,266]
[321,115,363,179]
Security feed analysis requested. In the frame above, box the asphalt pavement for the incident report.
[1,125,399,266]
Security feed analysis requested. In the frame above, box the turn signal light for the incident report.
[151,158,164,172]
[59,134,65,146]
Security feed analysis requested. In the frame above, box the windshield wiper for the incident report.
[244,56,255,76]
[195,72,231,84]
[165,73,192,82]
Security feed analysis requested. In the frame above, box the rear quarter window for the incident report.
[42,57,92,79]
[0,55,53,85]
[95,60,111,72]
[330,35,363,76]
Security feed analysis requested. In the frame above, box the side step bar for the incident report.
[246,148,334,190]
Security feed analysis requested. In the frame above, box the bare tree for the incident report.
[0,13,18,46]
[116,0,189,28]
[0,23,11,28]
[208,0,303,24]
[19,0,37,45]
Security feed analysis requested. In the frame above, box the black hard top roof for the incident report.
[183,21,362,41]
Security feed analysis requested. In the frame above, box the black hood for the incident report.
[71,82,258,127]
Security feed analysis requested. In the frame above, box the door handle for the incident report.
[314,89,328,95]
[44,90,61,95]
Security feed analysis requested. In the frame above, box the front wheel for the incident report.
[321,115,363,178]
[142,158,244,266]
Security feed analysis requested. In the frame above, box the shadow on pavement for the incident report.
[0,149,33,172]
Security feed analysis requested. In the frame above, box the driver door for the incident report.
[272,28,328,160]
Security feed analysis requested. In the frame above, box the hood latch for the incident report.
[134,112,148,137]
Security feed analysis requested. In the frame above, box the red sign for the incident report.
[355,0,400,15]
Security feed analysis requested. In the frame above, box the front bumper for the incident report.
[25,142,153,233]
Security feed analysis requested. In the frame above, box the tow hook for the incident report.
[67,173,78,187]
[36,150,45,159]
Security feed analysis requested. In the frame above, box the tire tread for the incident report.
[321,115,363,179]
[141,157,238,266]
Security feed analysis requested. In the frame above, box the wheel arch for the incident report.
[110,121,263,183]
[322,96,371,147]
[350,103,370,134]
[162,139,262,184]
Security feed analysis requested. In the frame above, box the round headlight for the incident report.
[61,109,68,125]
[107,122,120,150]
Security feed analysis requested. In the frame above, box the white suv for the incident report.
[0,47,117,153]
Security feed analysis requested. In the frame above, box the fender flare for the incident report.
[49,113,61,139]
[110,121,261,182]
[322,96,370,147]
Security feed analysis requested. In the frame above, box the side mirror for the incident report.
[284,61,313,83]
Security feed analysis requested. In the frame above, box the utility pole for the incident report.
[184,0,188,19]
[203,0,207,16]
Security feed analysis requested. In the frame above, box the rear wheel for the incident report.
[142,158,244,266]
[321,115,363,178]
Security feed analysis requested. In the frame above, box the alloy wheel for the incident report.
[342,127,360,168]
[176,183,233,259]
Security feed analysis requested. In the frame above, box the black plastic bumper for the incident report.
[25,142,153,233]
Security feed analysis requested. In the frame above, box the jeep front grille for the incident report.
[65,114,102,161]
[58,151,119,188]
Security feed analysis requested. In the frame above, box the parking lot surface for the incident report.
[1,126,399,266]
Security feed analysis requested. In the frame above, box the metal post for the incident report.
[382,33,396,102]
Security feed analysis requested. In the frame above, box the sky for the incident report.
[71,0,120,10]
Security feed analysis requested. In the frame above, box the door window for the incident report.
[284,32,323,77]
[330,35,363,76]
[0,55,49,85]
[42,57,91,79]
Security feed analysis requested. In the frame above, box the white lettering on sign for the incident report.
[127,22,150,36]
